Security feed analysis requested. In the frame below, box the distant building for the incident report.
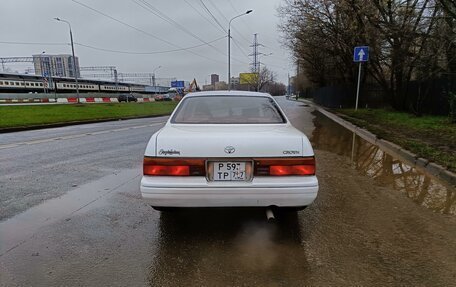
[210,74,219,85]
[215,81,228,90]
[33,54,80,78]
[230,76,240,88]
[203,84,215,91]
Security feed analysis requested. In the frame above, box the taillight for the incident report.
[143,157,205,176]
[254,157,315,176]
[145,165,189,176]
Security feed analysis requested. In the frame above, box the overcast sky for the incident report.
[0,0,292,85]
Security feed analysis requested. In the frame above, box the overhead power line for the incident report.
[133,0,227,56]
[70,0,225,64]
[231,38,250,59]
[75,36,226,55]
[206,0,230,24]
[71,0,176,48]
[0,37,227,55]
[0,41,67,46]
[183,0,226,34]
[198,0,227,33]
[194,0,250,64]
[205,0,252,46]
[132,0,248,65]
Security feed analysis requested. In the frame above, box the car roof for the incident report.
[184,90,272,98]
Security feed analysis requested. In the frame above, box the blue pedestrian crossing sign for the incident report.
[354,46,369,62]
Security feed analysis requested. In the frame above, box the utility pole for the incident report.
[249,34,263,91]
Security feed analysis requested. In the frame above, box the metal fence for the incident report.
[306,74,456,115]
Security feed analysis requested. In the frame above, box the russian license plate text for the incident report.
[213,162,246,181]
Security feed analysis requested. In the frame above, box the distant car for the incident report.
[153,94,164,101]
[140,91,318,211]
[162,93,173,101]
[118,94,137,102]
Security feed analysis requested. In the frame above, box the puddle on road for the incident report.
[148,209,310,286]
[0,169,141,257]
[311,111,455,215]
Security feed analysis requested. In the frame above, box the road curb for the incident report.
[295,98,456,187]
[0,113,171,134]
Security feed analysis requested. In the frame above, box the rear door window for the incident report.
[171,96,286,124]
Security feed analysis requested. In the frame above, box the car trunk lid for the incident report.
[154,124,312,158]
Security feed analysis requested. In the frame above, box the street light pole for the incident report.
[228,10,253,90]
[54,17,80,103]
[42,52,55,95]
[39,51,46,93]
[153,65,162,94]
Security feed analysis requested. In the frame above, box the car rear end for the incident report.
[140,91,318,209]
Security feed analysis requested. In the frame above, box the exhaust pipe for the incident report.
[266,208,275,222]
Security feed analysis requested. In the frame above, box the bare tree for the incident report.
[278,0,453,111]
[241,66,276,91]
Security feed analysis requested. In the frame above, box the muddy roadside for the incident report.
[335,109,456,173]
[295,98,456,187]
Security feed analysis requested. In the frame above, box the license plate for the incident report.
[211,161,249,181]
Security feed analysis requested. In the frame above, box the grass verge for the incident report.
[0,102,178,129]
[335,108,456,173]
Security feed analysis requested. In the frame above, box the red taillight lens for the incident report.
[144,165,189,176]
[143,157,205,176]
[254,157,315,176]
[270,165,315,176]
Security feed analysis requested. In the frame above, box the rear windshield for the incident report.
[171,96,287,124]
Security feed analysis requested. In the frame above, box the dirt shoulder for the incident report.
[334,108,456,173]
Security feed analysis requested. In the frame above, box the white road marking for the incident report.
[0,144,20,150]
[0,122,164,150]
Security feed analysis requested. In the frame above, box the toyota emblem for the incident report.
[224,146,235,154]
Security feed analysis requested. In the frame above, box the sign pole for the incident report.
[353,46,368,111]
[355,62,362,111]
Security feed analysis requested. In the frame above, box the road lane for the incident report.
[0,117,167,146]
[0,117,167,220]
[1,97,455,286]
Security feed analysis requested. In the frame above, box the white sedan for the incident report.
[140,91,318,211]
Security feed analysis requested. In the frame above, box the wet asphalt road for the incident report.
[1,97,455,286]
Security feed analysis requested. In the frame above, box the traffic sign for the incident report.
[354,46,369,62]
[354,46,369,110]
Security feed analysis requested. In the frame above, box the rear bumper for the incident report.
[140,176,318,207]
